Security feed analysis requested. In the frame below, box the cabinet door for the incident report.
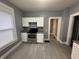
[72,46,79,59]
[21,33,27,42]
[33,18,36,22]
[37,17,44,27]
[37,33,44,43]
[22,18,29,27]
[28,18,34,22]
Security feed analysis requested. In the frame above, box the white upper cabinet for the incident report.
[22,18,29,27]
[27,18,34,22]
[36,17,44,27]
[22,17,44,27]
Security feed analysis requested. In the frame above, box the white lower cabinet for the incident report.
[21,33,44,43]
[37,33,44,43]
[71,42,79,59]
[21,33,27,42]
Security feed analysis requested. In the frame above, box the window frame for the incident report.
[0,2,17,52]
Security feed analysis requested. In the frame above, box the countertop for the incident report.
[73,41,79,49]
[74,40,79,45]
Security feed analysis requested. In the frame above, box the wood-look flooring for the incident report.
[5,39,71,59]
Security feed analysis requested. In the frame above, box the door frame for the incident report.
[66,12,79,45]
[48,17,62,41]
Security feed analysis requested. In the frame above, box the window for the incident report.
[0,12,14,30]
[0,2,17,51]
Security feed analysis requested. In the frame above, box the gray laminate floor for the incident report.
[5,39,71,59]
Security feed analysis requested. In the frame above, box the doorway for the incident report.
[70,16,79,46]
[67,12,79,46]
[48,17,62,42]
[50,19,58,40]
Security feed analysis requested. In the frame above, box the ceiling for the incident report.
[8,0,79,12]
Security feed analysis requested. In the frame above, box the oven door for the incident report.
[28,33,37,38]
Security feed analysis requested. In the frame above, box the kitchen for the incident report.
[21,17,44,43]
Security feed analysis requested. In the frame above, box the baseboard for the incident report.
[65,42,70,46]
[0,41,22,59]
[57,39,66,44]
